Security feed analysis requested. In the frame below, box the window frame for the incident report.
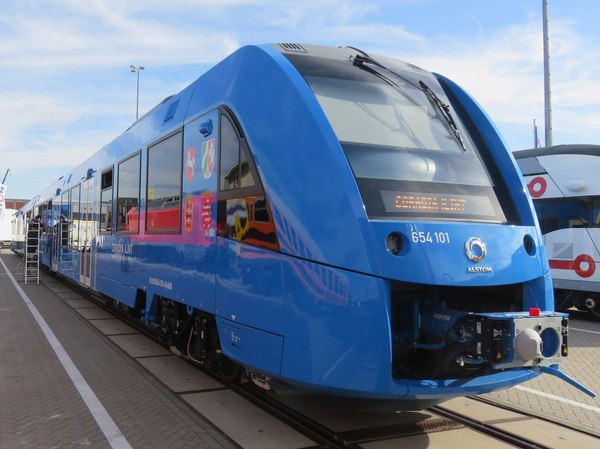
[60,189,70,221]
[69,183,81,248]
[145,130,183,235]
[116,151,141,235]
[100,167,114,235]
[217,111,263,201]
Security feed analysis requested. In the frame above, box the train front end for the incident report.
[265,44,581,405]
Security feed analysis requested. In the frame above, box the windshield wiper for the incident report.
[351,49,467,152]
[352,54,420,108]
[419,80,466,151]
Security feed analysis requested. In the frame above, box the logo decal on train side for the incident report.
[527,176,547,198]
[549,254,596,278]
[185,146,196,183]
[202,138,215,179]
[200,192,214,232]
[184,196,194,233]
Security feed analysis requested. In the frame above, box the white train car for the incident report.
[514,144,600,318]
[0,208,16,248]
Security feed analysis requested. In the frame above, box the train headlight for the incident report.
[523,234,536,256]
[386,232,403,256]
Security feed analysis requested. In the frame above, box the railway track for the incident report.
[233,381,557,449]
[48,270,593,449]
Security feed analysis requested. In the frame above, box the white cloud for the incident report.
[2,1,599,198]
[0,1,240,69]
[392,19,600,148]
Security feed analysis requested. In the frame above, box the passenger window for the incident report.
[100,168,113,233]
[216,112,277,251]
[220,116,241,190]
[240,143,256,188]
[219,115,255,191]
[61,190,70,220]
[70,184,80,248]
[60,190,70,246]
[117,153,141,233]
[146,132,182,234]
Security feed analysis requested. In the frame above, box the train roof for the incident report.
[513,144,600,159]
[19,42,436,215]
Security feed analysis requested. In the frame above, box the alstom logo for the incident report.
[467,266,492,274]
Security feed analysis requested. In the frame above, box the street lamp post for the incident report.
[130,64,145,120]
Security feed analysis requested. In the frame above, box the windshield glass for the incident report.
[285,51,509,223]
[303,71,490,187]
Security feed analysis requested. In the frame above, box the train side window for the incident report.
[217,112,278,251]
[219,115,256,191]
[60,189,70,246]
[146,132,182,234]
[61,189,70,220]
[70,184,81,248]
[220,116,240,190]
[100,168,113,233]
[117,152,141,234]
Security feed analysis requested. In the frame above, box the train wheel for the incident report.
[585,296,600,320]
[215,355,242,382]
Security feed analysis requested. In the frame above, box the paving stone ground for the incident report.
[0,251,236,449]
[480,312,600,437]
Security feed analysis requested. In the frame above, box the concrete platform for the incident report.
[0,251,238,449]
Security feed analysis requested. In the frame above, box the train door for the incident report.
[80,177,96,287]
[181,112,219,312]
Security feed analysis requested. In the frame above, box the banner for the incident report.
[0,184,6,221]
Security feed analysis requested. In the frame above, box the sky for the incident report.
[1,0,599,200]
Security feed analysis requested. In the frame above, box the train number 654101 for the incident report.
[411,231,451,244]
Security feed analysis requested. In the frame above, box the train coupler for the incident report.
[393,304,574,380]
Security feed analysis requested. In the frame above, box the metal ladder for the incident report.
[25,221,40,284]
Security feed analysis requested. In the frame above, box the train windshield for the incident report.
[286,52,507,223]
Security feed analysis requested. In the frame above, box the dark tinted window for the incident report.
[535,196,600,234]
[219,115,256,191]
[61,190,70,220]
[117,153,140,233]
[220,116,240,191]
[286,52,509,223]
[70,185,80,247]
[147,133,182,233]
[216,112,277,251]
[100,168,113,233]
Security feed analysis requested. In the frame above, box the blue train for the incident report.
[16,43,592,407]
